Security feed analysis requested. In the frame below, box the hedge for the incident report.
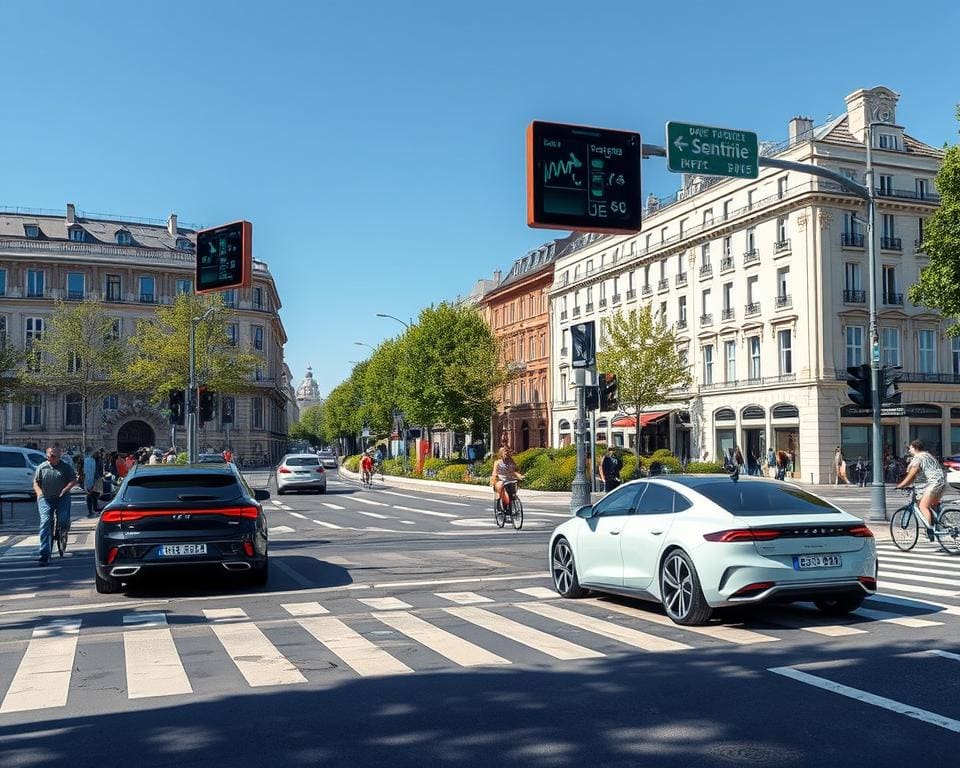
[437,464,468,483]
[684,461,726,474]
[343,455,361,472]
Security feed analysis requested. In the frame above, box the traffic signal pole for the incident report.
[188,307,216,464]
[570,368,592,513]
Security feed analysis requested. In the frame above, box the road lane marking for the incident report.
[268,525,296,535]
[312,519,343,529]
[0,619,81,713]
[391,504,457,519]
[522,510,571,518]
[764,615,867,637]
[769,666,960,733]
[271,500,284,508]
[282,601,329,617]
[321,503,346,510]
[379,490,427,500]
[124,626,193,699]
[435,591,493,604]
[0,536,8,544]
[354,510,390,520]
[444,606,603,660]
[875,580,959,597]
[273,560,314,589]
[359,597,411,610]
[203,607,249,621]
[288,512,308,520]
[374,611,510,667]
[122,612,168,627]
[399,520,416,525]
[870,593,960,617]
[429,499,471,507]
[210,622,306,687]
[297,616,412,677]
[374,572,548,589]
[880,557,960,573]
[853,607,943,628]
[878,566,960,586]
[517,601,691,652]
[353,498,387,507]
[876,550,960,567]
[11,535,40,549]
[514,587,558,599]
[0,593,38,602]
[585,599,780,645]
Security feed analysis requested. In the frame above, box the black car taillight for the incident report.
[100,506,259,523]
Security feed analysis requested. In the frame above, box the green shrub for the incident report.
[176,452,188,465]
[527,465,572,492]
[641,454,683,474]
[685,461,725,474]
[421,457,448,477]
[514,448,548,473]
[382,458,406,476]
[437,464,468,483]
[343,455,361,472]
[473,458,493,478]
[554,443,577,460]
[620,453,638,479]
[522,454,554,486]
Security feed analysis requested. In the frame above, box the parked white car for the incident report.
[0,445,48,496]
[549,475,877,625]
[276,454,327,494]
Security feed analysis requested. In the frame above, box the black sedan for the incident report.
[94,463,270,594]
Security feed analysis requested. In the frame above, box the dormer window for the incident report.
[176,237,192,251]
[24,224,39,239]
[878,133,899,150]
[115,230,132,245]
[68,227,85,242]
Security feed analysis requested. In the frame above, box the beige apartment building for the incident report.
[0,204,291,464]
[549,86,947,482]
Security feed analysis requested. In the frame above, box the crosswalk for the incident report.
[2,569,959,715]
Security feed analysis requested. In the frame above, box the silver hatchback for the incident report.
[276,454,327,494]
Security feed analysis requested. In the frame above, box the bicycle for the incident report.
[493,480,523,530]
[889,486,960,554]
[51,504,69,558]
[361,468,373,489]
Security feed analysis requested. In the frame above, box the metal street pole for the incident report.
[865,121,886,522]
[188,307,216,464]
[570,369,591,513]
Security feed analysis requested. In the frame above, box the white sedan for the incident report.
[549,475,877,625]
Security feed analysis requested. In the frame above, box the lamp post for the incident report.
[375,313,411,330]
[187,306,216,463]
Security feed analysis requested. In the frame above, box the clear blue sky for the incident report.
[2,1,957,397]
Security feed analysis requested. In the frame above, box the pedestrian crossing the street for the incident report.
[2,574,960,716]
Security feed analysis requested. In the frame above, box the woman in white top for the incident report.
[896,439,946,540]
[490,446,524,508]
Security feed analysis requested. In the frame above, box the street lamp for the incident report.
[187,306,216,463]
[354,341,376,351]
[375,313,411,330]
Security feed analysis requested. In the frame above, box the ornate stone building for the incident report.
[295,365,322,411]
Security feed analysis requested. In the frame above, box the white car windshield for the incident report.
[696,482,840,516]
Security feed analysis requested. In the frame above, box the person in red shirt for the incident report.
[116,454,129,479]
[360,453,374,485]
[223,449,233,464]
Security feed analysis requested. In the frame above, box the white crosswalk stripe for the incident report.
[124,618,192,699]
[296,616,413,677]
[374,611,510,667]
[211,622,307,687]
[435,591,493,604]
[1,619,81,713]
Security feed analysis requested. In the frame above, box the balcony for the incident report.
[915,238,924,250]
[105,291,123,303]
[612,293,622,304]
[775,294,792,309]
[66,290,85,301]
[841,233,865,248]
[721,307,735,321]
[700,313,713,327]
[883,292,904,306]
[743,249,760,265]
[599,297,607,308]
[641,284,652,296]
[559,310,568,320]
[720,256,734,272]
[876,188,941,204]
[744,301,761,317]
[626,289,636,300]
[139,294,156,304]
[675,273,688,287]
[699,264,713,277]
[881,237,902,251]
[658,278,670,292]
[843,289,866,303]
[585,302,594,312]
[774,239,791,253]
[572,307,581,318]
[676,318,688,330]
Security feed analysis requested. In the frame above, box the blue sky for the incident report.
[2,0,958,397]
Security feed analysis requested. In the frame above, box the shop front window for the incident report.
[715,428,735,464]
[909,424,942,461]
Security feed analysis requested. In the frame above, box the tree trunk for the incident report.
[634,410,641,478]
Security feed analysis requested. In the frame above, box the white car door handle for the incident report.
[649,529,664,535]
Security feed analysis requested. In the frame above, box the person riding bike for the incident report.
[360,452,374,485]
[490,446,524,513]
[33,445,77,566]
[896,438,946,541]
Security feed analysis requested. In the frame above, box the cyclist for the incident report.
[490,446,524,513]
[896,438,946,541]
[33,445,77,566]
[360,452,374,486]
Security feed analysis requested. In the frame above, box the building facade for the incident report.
[548,86,946,482]
[0,204,291,464]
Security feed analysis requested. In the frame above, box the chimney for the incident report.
[66,203,75,224]
[788,116,814,144]
[493,269,502,283]
[167,213,178,237]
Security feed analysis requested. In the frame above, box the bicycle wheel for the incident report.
[511,497,523,530]
[494,499,505,528]
[889,505,919,551]
[935,505,960,555]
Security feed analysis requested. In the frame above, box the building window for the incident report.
[748,336,761,380]
[560,372,567,400]
[659,301,667,320]
[138,276,155,303]
[227,324,239,346]
[844,212,863,237]
[882,328,901,367]
[24,224,39,239]
[253,325,263,350]
[878,174,893,196]
[722,200,731,220]
[116,230,132,245]
[175,279,193,295]
[540,333,546,358]
[176,237,192,251]
[776,267,790,299]
[918,330,936,373]
[529,336,536,359]
[703,208,714,225]
[68,227,85,242]
[0,316,5,346]
[27,270,44,298]
[221,396,236,429]
[66,272,84,300]
[252,396,264,429]
[102,394,119,411]
[255,364,264,381]
[25,318,43,370]
[703,345,714,385]
[701,288,711,318]
[777,177,787,199]
[845,262,862,291]
[882,265,898,302]
[722,282,733,312]
[953,337,960,376]
[628,271,635,291]
[882,214,896,239]
[878,133,898,150]
[252,287,264,309]
[64,393,83,428]
[747,275,759,305]
[23,394,41,427]
[747,190,755,209]
[701,243,711,267]
[778,330,793,375]
[0,269,5,296]
[723,236,731,258]
[678,296,687,324]
[746,227,756,252]
[777,217,788,243]
[223,289,237,308]
[724,340,736,382]
[845,326,864,367]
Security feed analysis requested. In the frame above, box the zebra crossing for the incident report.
[2,568,958,716]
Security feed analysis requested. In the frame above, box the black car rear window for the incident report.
[287,457,320,466]
[122,474,242,503]
[696,482,840,516]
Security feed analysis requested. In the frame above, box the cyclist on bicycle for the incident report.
[360,452,374,485]
[490,446,524,512]
[896,438,946,541]
[33,445,77,566]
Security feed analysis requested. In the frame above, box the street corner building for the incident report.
[0,203,293,464]
[546,86,948,482]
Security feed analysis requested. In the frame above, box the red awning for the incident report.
[612,411,669,429]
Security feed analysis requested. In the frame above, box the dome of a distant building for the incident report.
[295,366,321,407]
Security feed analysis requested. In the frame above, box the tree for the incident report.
[362,336,406,434]
[26,301,127,450]
[0,341,25,413]
[322,363,367,450]
[596,305,692,471]
[123,293,259,405]
[908,107,960,326]
[290,403,324,446]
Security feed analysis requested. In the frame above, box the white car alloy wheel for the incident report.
[659,549,712,625]
[552,538,586,598]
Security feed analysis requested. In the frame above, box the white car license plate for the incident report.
[794,554,842,569]
[159,544,207,557]
[295,470,311,475]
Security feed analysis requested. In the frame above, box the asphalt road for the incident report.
[0,471,958,767]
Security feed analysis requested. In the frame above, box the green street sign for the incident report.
[666,121,758,179]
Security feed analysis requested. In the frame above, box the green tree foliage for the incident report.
[123,293,259,405]
[289,403,324,445]
[909,108,960,325]
[26,301,127,449]
[321,362,367,444]
[0,341,25,409]
[362,336,406,434]
[596,305,691,473]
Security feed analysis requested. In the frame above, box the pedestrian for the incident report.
[223,447,233,464]
[600,446,622,493]
[766,447,776,477]
[165,448,177,464]
[855,456,866,487]
[83,447,100,518]
[33,445,77,565]
[775,450,788,480]
[733,446,745,474]
[834,446,845,484]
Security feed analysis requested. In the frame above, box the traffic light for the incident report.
[599,373,619,411]
[198,387,216,424]
[168,389,185,425]
[584,385,599,411]
[570,321,596,369]
[881,365,903,405]
[846,363,872,408]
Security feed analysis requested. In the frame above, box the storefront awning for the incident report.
[612,411,669,429]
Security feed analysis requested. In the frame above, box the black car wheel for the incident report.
[250,559,269,587]
[95,572,123,594]
[814,595,866,616]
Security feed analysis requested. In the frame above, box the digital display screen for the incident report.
[196,221,251,292]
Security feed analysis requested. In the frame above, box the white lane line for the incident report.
[353,498,388,507]
[324,556,354,566]
[929,649,960,662]
[312,519,343,530]
[765,615,867,637]
[880,562,960,579]
[375,572,548,589]
[297,616,413,677]
[429,499,471,508]
[0,593,38,602]
[122,612,168,627]
[210,622,306,687]
[203,607,249,621]
[876,551,960,568]
[522,511,571,518]
[870,593,960,617]
[271,500,284,508]
[124,627,193,699]
[282,601,329,617]
[288,512,308,520]
[268,525,296,535]
[272,560,314,589]
[877,580,959,597]
[514,587,558,599]
[399,520,416,525]
[374,611,510,667]
[321,503,346,510]
[0,619,81,713]
[435,591,493,605]
[517,601,691,652]
[444,606,603,660]
[379,490,425,500]
[279,504,293,511]
[354,510,390,520]
[854,607,943,628]
[358,597,412,611]
[585,599,780,645]
[11,535,40,550]
[879,568,960,587]
[769,666,960,733]
[392,504,456,519]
